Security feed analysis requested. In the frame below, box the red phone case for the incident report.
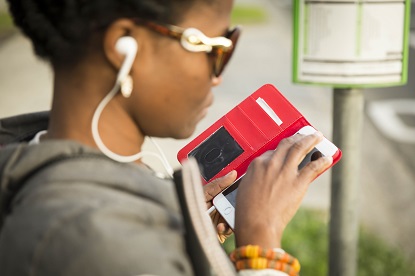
[177,84,342,184]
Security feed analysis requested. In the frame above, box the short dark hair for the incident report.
[7,0,208,68]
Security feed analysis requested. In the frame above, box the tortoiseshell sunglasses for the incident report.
[134,18,241,77]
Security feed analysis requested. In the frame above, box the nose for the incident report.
[211,76,222,87]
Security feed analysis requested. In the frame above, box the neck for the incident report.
[46,63,146,159]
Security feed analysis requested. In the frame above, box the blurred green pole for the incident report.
[329,88,364,276]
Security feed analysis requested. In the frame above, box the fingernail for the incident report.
[226,170,236,176]
[325,156,333,164]
[314,131,323,138]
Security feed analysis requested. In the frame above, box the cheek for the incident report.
[130,76,211,138]
[163,57,212,109]
[131,46,213,137]
[168,81,210,122]
[163,80,213,138]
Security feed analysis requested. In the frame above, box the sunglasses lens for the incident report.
[213,27,240,77]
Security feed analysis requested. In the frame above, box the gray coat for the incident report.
[0,112,210,276]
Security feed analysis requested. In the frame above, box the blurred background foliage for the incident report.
[231,4,268,25]
[0,11,13,37]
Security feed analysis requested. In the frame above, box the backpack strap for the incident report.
[0,111,49,226]
[0,111,49,146]
[174,158,237,276]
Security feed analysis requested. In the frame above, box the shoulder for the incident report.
[1,175,192,276]
[35,199,192,276]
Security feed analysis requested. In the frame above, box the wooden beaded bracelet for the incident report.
[230,245,301,274]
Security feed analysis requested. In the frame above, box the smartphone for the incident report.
[212,125,339,229]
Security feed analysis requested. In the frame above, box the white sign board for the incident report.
[293,0,411,88]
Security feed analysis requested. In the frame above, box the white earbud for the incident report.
[115,36,138,84]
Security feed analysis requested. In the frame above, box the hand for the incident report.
[234,132,333,248]
[203,171,237,243]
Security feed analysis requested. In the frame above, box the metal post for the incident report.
[329,88,364,276]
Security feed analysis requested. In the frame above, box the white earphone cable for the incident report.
[91,82,174,178]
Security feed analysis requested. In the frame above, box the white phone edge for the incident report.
[213,192,235,229]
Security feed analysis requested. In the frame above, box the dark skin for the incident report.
[204,170,237,242]
[42,0,333,249]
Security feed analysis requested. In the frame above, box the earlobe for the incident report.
[103,19,138,73]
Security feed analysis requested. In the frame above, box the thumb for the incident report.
[204,170,237,203]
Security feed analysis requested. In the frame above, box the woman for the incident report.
[0,0,332,275]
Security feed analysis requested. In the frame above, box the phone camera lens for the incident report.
[311,151,323,161]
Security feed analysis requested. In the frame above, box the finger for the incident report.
[210,209,220,221]
[273,133,306,157]
[252,134,306,172]
[270,133,309,166]
[217,222,233,235]
[204,170,237,202]
[299,155,333,183]
[283,131,324,169]
[210,210,232,234]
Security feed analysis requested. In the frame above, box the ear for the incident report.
[103,19,139,72]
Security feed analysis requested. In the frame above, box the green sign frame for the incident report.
[293,0,411,88]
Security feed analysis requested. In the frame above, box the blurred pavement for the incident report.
[1,0,415,259]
